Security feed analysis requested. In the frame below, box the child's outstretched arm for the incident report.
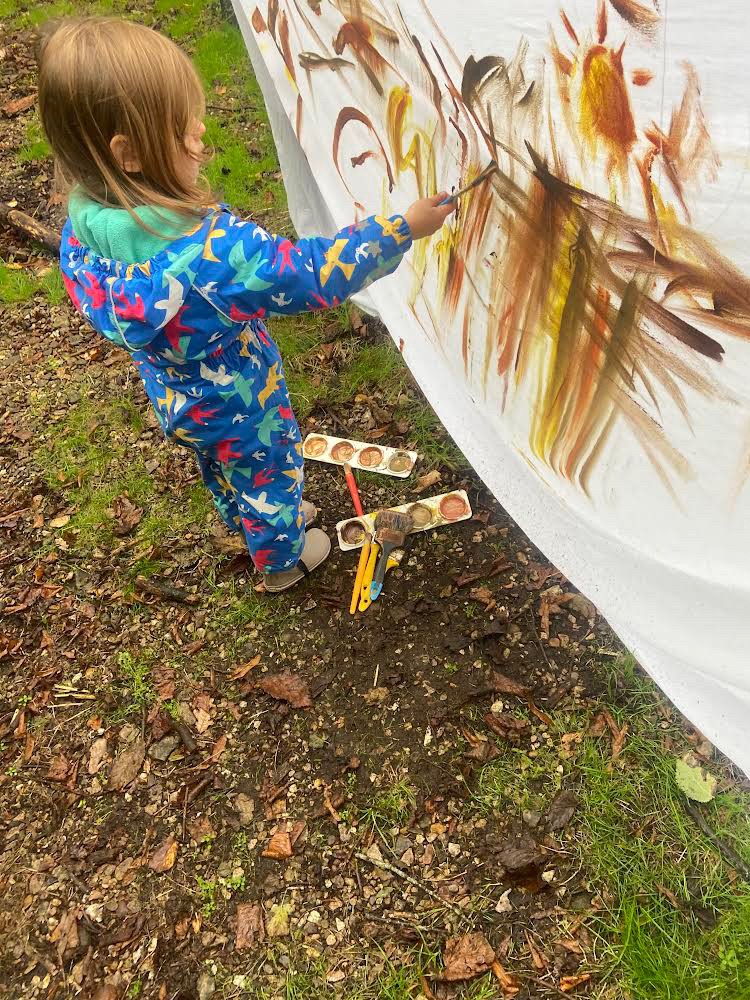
[203,195,452,318]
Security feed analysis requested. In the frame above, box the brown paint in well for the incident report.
[340,520,366,545]
[359,446,384,467]
[439,493,470,521]
[304,437,328,457]
[331,441,356,462]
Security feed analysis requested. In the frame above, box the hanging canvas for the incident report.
[231,0,750,775]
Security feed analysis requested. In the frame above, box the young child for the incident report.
[38,17,452,591]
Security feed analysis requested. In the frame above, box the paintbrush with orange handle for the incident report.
[342,462,365,518]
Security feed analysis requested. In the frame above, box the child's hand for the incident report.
[404,194,454,240]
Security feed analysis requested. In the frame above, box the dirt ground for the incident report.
[2,7,750,1000]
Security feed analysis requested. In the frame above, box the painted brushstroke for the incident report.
[260,0,749,503]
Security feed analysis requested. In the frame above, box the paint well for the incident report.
[439,493,470,521]
[331,441,356,462]
[359,446,384,467]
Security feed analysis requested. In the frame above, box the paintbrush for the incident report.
[370,510,414,601]
[350,531,371,615]
[439,162,498,205]
[342,462,365,518]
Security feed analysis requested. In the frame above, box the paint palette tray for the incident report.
[335,490,473,551]
[303,433,417,479]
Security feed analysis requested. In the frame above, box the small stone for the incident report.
[325,933,337,946]
[400,849,414,865]
[234,793,255,826]
[148,735,180,762]
[447,843,461,858]
[522,809,541,828]
[197,972,215,1000]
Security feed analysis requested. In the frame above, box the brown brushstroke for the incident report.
[334,21,388,96]
[251,7,266,32]
[332,106,395,195]
[278,12,297,82]
[644,63,719,223]
[560,9,580,46]
[632,68,653,86]
[607,0,661,38]
[295,93,303,139]
[461,308,471,372]
[334,0,400,43]
[267,0,278,38]
[450,117,469,167]
[298,52,354,71]
[410,34,446,141]
[597,0,608,44]
[350,150,374,167]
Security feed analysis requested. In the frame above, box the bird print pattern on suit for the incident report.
[59,206,412,571]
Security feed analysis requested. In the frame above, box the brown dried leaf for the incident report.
[231,654,261,680]
[491,961,521,998]
[490,672,528,698]
[469,586,495,608]
[258,672,312,709]
[262,831,293,860]
[111,496,143,536]
[560,973,591,992]
[149,836,178,873]
[88,736,109,775]
[108,737,145,791]
[484,712,529,745]
[414,470,441,494]
[2,93,36,115]
[545,790,578,832]
[443,932,495,981]
[50,907,79,958]
[92,986,120,1000]
[49,514,70,529]
[46,754,71,782]
[235,901,265,950]
[151,663,175,700]
[525,931,547,971]
[496,836,545,873]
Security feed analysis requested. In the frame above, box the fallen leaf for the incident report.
[88,737,109,775]
[111,495,143,536]
[151,663,175,700]
[188,816,215,842]
[262,830,293,860]
[206,733,227,764]
[193,707,212,733]
[46,754,71,782]
[525,931,547,971]
[676,752,717,802]
[326,970,346,984]
[565,593,597,620]
[149,836,178,873]
[2,93,36,115]
[491,961,520,998]
[108,737,145,790]
[234,793,256,826]
[49,514,70,529]
[266,901,292,937]
[469,586,495,608]
[235,901,264,949]
[560,973,591,992]
[258,672,312,709]
[364,686,389,704]
[50,907,80,958]
[414,470,441,493]
[91,986,119,1000]
[231,654,261,680]
[545,790,579,832]
[491,672,528,698]
[484,712,529,745]
[22,734,35,763]
[496,836,545,873]
[442,932,495,981]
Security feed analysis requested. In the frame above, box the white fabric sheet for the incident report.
[232,0,750,774]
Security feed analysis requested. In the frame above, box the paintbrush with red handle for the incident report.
[342,462,365,518]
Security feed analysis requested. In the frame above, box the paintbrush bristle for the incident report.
[373,509,413,542]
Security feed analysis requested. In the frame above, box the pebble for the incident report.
[197,972,215,1000]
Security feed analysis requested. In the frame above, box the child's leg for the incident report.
[194,453,242,532]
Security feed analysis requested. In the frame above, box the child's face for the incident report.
[178,119,206,187]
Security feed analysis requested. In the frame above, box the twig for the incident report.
[355,851,467,921]
[0,201,60,255]
[682,800,750,882]
[528,608,552,671]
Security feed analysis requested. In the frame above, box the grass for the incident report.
[16,117,52,162]
[357,773,416,840]
[0,260,64,305]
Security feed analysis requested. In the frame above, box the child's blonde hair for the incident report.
[38,17,213,227]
